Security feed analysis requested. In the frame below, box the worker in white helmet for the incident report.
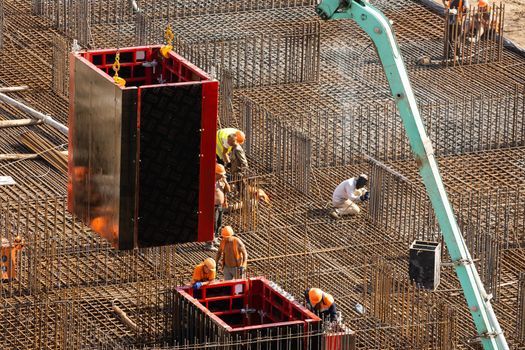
[330,174,369,219]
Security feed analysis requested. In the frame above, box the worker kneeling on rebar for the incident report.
[191,258,217,290]
[304,288,338,322]
[330,174,370,219]
[215,226,248,280]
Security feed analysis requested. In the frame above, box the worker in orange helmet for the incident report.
[443,0,470,57]
[304,288,338,322]
[215,226,248,280]
[216,128,246,166]
[468,0,492,42]
[205,164,231,251]
[191,257,217,289]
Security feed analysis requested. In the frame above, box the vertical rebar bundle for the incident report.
[443,3,505,66]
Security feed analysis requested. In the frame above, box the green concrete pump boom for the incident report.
[315,1,508,349]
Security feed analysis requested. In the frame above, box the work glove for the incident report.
[449,8,458,14]
[360,191,370,202]
[193,282,203,290]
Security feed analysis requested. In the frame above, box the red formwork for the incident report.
[69,46,218,249]
[324,324,356,350]
[175,277,323,348]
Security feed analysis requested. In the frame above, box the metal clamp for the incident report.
[453,258,473,267]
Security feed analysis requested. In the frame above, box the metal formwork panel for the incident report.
[68,46,218,250]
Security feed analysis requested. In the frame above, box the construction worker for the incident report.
[191,257,217,289]
[304,288,338,322]
[469,0,492,42]
[204,164,231,251]
[230,143,249,177]
[215,226,248,280]
[330,174,369,219]
[444,0,470,56]
[216,128,245,165]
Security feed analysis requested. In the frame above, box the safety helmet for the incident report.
[308,288,323,305]
[478,0,488,7]
[221,226,234,238]
[235,130,246,145]
[215,163,226,175]
[203,257,216,271]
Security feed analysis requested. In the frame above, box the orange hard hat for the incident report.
[215,163,226,175]
[204,257,216,271]
[308,288,323,305]
[235,130,245,145]
[478,0,488,7]
[221,226,234,238]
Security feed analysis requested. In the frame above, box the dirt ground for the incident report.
[501,0,525,48]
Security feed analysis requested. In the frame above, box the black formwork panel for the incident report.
[69,46,218,250]
[138,85,202,246]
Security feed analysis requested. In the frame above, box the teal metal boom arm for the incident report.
[315,1,508,349]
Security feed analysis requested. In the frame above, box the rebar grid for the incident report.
[0,0,524,348]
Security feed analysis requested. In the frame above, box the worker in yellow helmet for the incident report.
[304,288,338,322]
[216,128,245,165]
[215,226,248,280]
[191,258,217,289]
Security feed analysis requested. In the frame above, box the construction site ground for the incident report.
[0,0,524,349]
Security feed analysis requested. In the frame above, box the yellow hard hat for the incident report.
[308,288,323,305]
[215,163,226,175]
[235,130,245,145]
[203,258,216,271]
[221,226,234,238]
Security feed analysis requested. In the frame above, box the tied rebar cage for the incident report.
[2,0,525,348]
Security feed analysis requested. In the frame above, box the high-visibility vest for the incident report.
[216,128,238,159]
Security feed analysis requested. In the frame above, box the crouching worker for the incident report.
[330,174,370,219]
[304,288,338,322]
[191,258,217,290]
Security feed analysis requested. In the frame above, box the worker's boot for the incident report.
[329,209,340,220]
[204,241,218,252]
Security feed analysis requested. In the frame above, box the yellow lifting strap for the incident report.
[160,24,174,59]
[112,52,126,87]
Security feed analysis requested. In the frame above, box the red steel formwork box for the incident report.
[174,277,332,349]
[68,46,218,249]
